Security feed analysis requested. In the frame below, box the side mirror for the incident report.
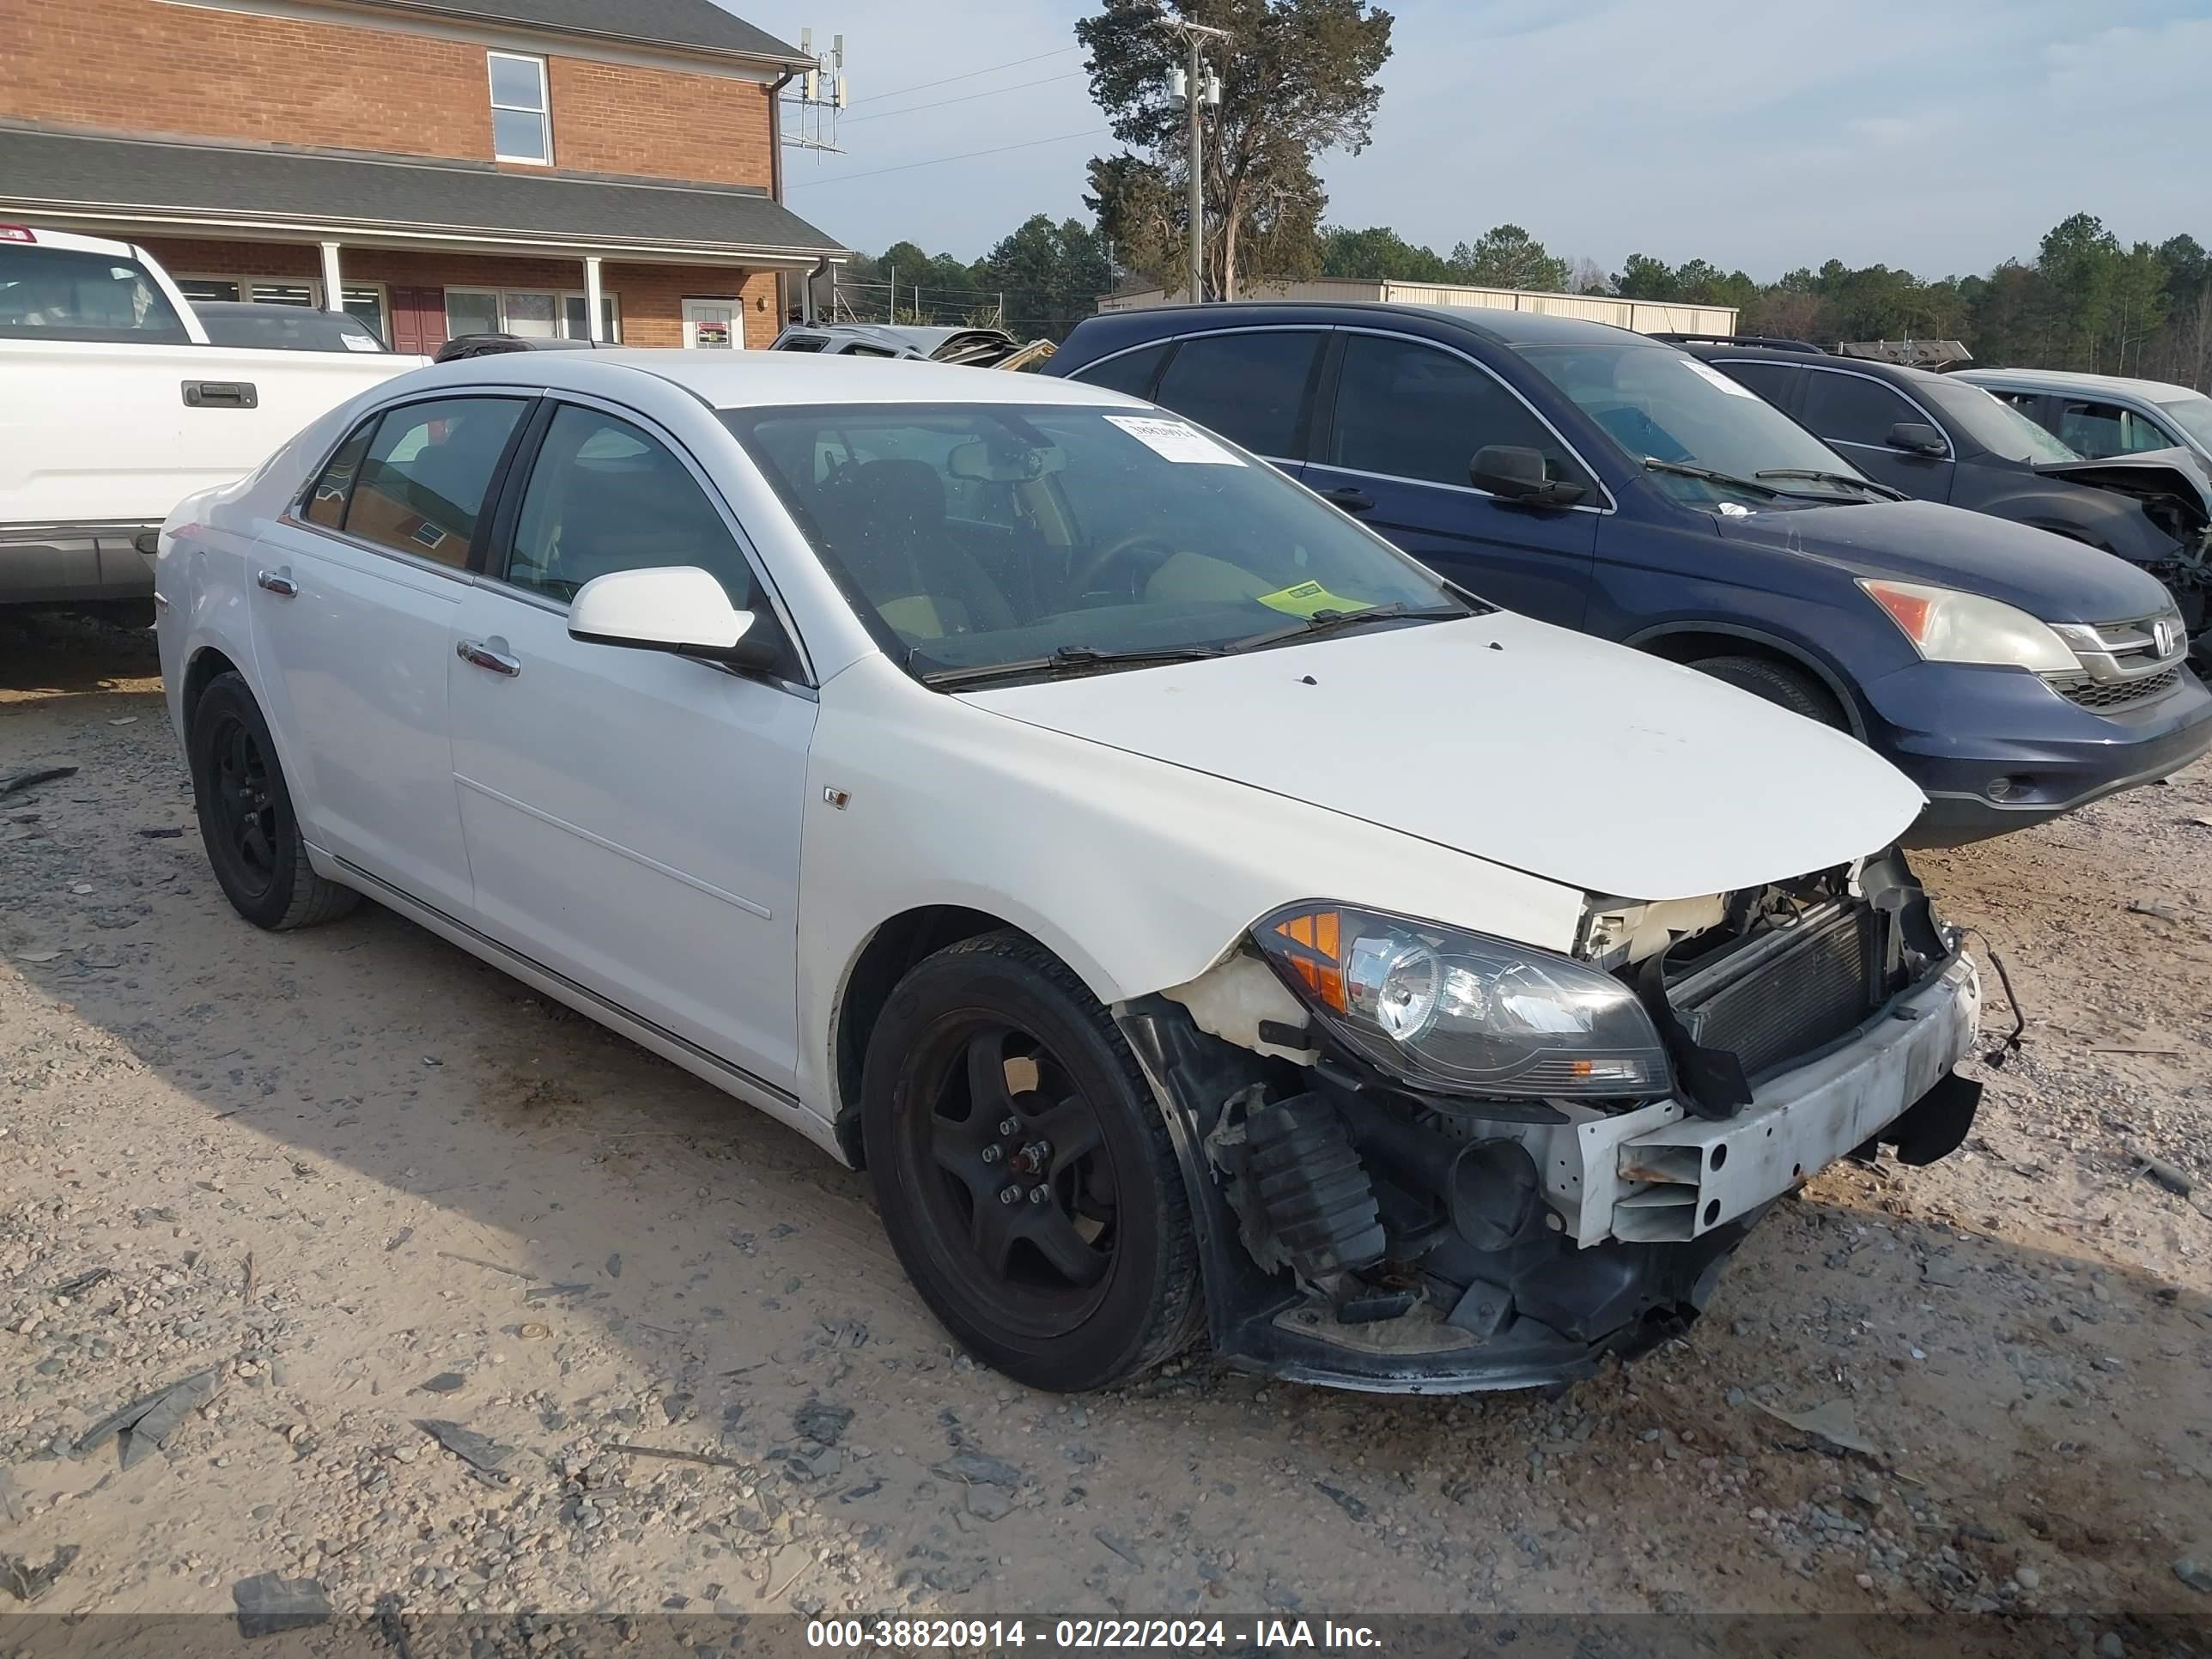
[1469,444,1586,507]
[568,566,784,672]
[1886,422,1947,458]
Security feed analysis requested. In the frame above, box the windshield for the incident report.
[198,305,386,352]
[2155,392,2212,453]
[1515,341,1865,504]
[725,403,1472,679]
[1922,380,2078,463]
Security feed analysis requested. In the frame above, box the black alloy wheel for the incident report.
[188,671,359,932]
[862,932,1200,1391]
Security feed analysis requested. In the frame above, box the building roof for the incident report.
[349,0,807,64]
[0,126,847,261]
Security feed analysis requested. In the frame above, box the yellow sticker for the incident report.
[1254,579,1367,617]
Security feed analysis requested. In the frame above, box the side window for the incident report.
[1800,371,1929,449]
[1330,332,1589,492]
[344,397,525,567]
[506,404,757,607]
[303,418,375,529]
[2060,400,2173,457]
[1712,360,1799,408]
[0,244,190,343]
[1151,331,1323,458]
[1070,341,1170,399]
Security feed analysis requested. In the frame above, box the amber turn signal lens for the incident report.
[1268,908,1346,1012]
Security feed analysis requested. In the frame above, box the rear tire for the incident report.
[188,672,359,932]
[861,930,1201,1392]
[1689,653,1846,729]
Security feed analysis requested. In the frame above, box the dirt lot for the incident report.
[3,611,2210,1639]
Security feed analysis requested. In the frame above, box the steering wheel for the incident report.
[1068,530,1178,600]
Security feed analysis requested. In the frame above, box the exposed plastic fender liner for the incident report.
[1625,620,1868,741]
[1879,1070,1984,1165]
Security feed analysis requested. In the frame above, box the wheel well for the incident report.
[180,647,240,739]
[831,905,1024,1167]
[1636,629,1856,733]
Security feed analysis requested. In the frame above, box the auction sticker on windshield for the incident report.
[1682,358,1757,398]
[1104,415,1245,465]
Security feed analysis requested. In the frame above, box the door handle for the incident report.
[254,569,297,598]
[182,380,258,408]
[456,638,521,678]
[1319,486,1376,514]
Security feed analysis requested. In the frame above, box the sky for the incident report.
[743,0,2212,282]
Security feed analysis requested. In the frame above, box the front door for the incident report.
[1303,330,1600,626]
[1797,367,1954,501]
[249,393,529,920]
[447,398,813,1087]
[683,298,742,349]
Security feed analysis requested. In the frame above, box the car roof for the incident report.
[1682,341,1948,386]
[420,348,1148,409]
[1952,366,2199,402]
[1081,300,1653,349]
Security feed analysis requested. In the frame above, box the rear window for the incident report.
[197,304,386,353]
[0,243,190,343]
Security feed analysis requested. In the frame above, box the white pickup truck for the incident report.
[0,225,425,608]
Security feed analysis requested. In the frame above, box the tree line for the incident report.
[828,1,2212,387]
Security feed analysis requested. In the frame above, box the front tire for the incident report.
[861,931,1200,1392]
[1689,653,1847,729]
[188,672,359,932]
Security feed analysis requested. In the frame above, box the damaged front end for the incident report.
[1119,849,1983,1394]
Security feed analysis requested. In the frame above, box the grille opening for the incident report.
[2053,666,2179,712]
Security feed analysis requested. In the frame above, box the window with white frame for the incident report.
[488,52,551,165]
[177,276,390,345]
[447,288,619,343]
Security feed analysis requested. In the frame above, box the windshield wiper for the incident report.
[917,642,1224,690]
[1642,457,1787,500]
[1224,601,1471,655]
[1754,467,1908,501]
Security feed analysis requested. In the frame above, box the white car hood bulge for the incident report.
[960,612,1925,902]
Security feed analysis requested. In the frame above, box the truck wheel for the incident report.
[188,672,359,932]
[1690,654,1846,729]
[861,930,1201,1393]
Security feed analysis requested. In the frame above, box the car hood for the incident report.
[1708,497,2174,621]
[957,612,1925,902]
[2030,447,2212,532]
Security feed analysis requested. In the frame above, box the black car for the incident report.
[193,301,390,353]
[1048,303,2212,844]
[1668,337,2212,656]
[432,333,610,362]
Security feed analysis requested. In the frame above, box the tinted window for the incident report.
[343,398,525,567]
[1151,331,1322,458]
[304,420,375,530]
[197,303,385,352]
[1800,370,1929,448]
[0,244,189,343]
[2059,399,2175,457]
[1070,341,1170,399]
[507,405,755,606]
[1331,333,1589,492]
[1711,359,1800,407]
[726,401,1467,675]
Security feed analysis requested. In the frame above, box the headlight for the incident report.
[1255,903,1671,1099]
[1860,579,2076,672]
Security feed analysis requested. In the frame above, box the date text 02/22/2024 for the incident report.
[805,1618,1383,1650]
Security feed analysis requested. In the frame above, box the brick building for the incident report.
[0,0,848,351]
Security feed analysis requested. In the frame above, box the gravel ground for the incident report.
[2,610,2209,1641]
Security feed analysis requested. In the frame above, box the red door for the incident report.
[388,287,447,356]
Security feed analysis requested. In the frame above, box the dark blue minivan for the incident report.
[1050,304,2212,844]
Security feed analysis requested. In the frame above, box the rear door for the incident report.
[2056,397,2185,459]
[1144,327,1327,481]
[1796,366,1954,499]
[249,392,531,920]
[1301,328,1601,625]
[447,396,815,1091]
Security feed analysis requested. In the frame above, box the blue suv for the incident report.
[1050,304,2212,844]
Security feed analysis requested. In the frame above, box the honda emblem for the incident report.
[2154,617,2179,658]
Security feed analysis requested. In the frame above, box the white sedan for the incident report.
[155,352,1982,1395]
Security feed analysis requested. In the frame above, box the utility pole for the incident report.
[1159,16,1228,303]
